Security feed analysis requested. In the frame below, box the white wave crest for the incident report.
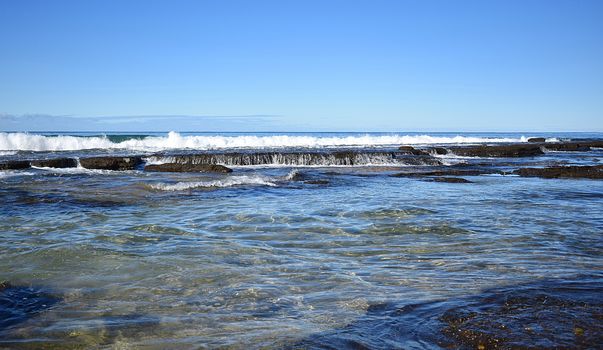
[149,175,277,191]
[0,133,115,151]
[31,165,136,175]
[0,132,527,152]
[0,170,36,179]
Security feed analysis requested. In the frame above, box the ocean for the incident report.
[1,131,602,349]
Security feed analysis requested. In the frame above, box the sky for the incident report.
[0,0,602,132]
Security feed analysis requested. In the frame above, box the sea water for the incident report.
[1,132,602,348]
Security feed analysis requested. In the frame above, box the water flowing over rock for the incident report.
[293,277,603,350]
[428,147,449,155]
[144,163,232,173]
[0,281,61,330]
[145,151,442,167]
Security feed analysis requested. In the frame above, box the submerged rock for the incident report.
[514,165,603,179]
[30,158,78,168]
[0,281,61,330]
[450,144,544,157]
[292,277,603,349]
[79,156,143,170]
[429,177,473,183]
[391,168,499,178]
[304,180,329,185]
[527,137,546,143]
[144,163,233,173]
[0,160,30,170]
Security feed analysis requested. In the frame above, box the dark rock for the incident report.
[527,137,546,143]
[428,147,448,155]
[291,276,603,350]
[514,165,603,179]
[0,282,61,330]
[30,158,78,168]
[543,141,602,152]
[450,144,544,157]
[332,151,357,160]
[144,163,232,173]
[395,155,443,166]
[0,160,30,170]
[79,156,143,170]
[429,177,472,183]
[287,171,306,181]
[398,146,429,156]
[392,168,499,178]
[304,180,329,185]
[147,151,442,166]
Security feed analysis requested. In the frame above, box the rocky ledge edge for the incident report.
[0,139,602,179]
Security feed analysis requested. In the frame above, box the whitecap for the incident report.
[0,131,527,152]
[149,175,277,191]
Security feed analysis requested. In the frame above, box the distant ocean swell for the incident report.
[0,131,530,152]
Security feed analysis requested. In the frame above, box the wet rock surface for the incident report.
[79,156,143,170]
[304,180,330,185]
[30,158,78,168]
[398,146,429,156]
[429,177,473,183]
[144,163,233,173]
[439,279,603,349]
[450,144,544,157]
[293,277,603,350]
[1,140,602,174]
[147,151,442,167]
[515,165,603,179]
[0,160,30,170]
[527,137,546,143]
[391,168,501,178]
[542,141,603,152]
[428,147,449,155]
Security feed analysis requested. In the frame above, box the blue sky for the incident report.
[0,0,602,132]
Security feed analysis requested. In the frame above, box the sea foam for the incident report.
[149,175,277,191]
[0,132,528,152]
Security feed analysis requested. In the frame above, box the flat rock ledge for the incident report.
[31,158,78,168]
[514,165,603,179]
[448,144,544,157]
[398,146,429,156]
[144,163,233,173]
[79,156,143,170]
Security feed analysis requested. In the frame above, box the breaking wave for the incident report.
[0,170,36,179]
[30,165,136,175]
[0,132,528,152]
[149,175,278,191]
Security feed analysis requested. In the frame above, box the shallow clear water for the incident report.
[1,132,602,349]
